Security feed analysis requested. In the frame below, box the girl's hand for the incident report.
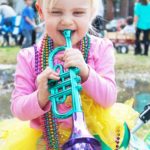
[36,67,60,108]
[62,48,89,82]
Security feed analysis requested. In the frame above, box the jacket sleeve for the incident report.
[82,38,117,108]
[11,48,50,121]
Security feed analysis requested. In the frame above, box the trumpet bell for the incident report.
[62,112,101,150]
[62,137,101,150]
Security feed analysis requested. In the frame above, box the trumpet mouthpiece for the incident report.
[62,29,72,38]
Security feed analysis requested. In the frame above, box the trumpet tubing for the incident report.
[48,30,101,150]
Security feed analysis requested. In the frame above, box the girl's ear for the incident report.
[36,2,44,20]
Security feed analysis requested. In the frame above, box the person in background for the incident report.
[134,0,150,56]
[0,1,17,45]
[31,0,38,45]
[21,0,36,48]
[121,16,136,34]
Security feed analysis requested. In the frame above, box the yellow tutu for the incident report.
[0,118,42,150]
[0,94,138,150]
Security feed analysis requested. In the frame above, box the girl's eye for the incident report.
[51,11,62,15]
[74,12,85,16]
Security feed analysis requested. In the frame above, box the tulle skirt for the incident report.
[0,94,138,150]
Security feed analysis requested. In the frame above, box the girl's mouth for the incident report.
[59,30,76,36]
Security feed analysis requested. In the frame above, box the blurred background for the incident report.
[0,0,136,19]
[0,0,150,148]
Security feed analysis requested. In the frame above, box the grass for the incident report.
[0,46,20,64]
[0,46,150,72]
[115,52,150,72]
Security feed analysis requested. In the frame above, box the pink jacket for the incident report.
[11,35,117,129]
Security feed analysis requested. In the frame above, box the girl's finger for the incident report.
[45,67,59,76]
[51,70,59,76]
[48,74,60,80]
[64,52,82,60]
[64,48,81,58]
[64,60,78,68]
[65,54,82,62]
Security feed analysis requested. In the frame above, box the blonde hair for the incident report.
[37,0,99,19]
[37,0,57,11]
[90,0,100,18]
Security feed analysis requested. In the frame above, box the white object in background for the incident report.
[98,0,104,17]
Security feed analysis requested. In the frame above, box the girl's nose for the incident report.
[60,16,74,27]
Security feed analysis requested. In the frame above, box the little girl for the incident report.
[0,0,138,149]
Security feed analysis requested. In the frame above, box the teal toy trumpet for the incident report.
[48,30,101,149]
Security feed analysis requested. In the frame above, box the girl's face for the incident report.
[37,0,92,47]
